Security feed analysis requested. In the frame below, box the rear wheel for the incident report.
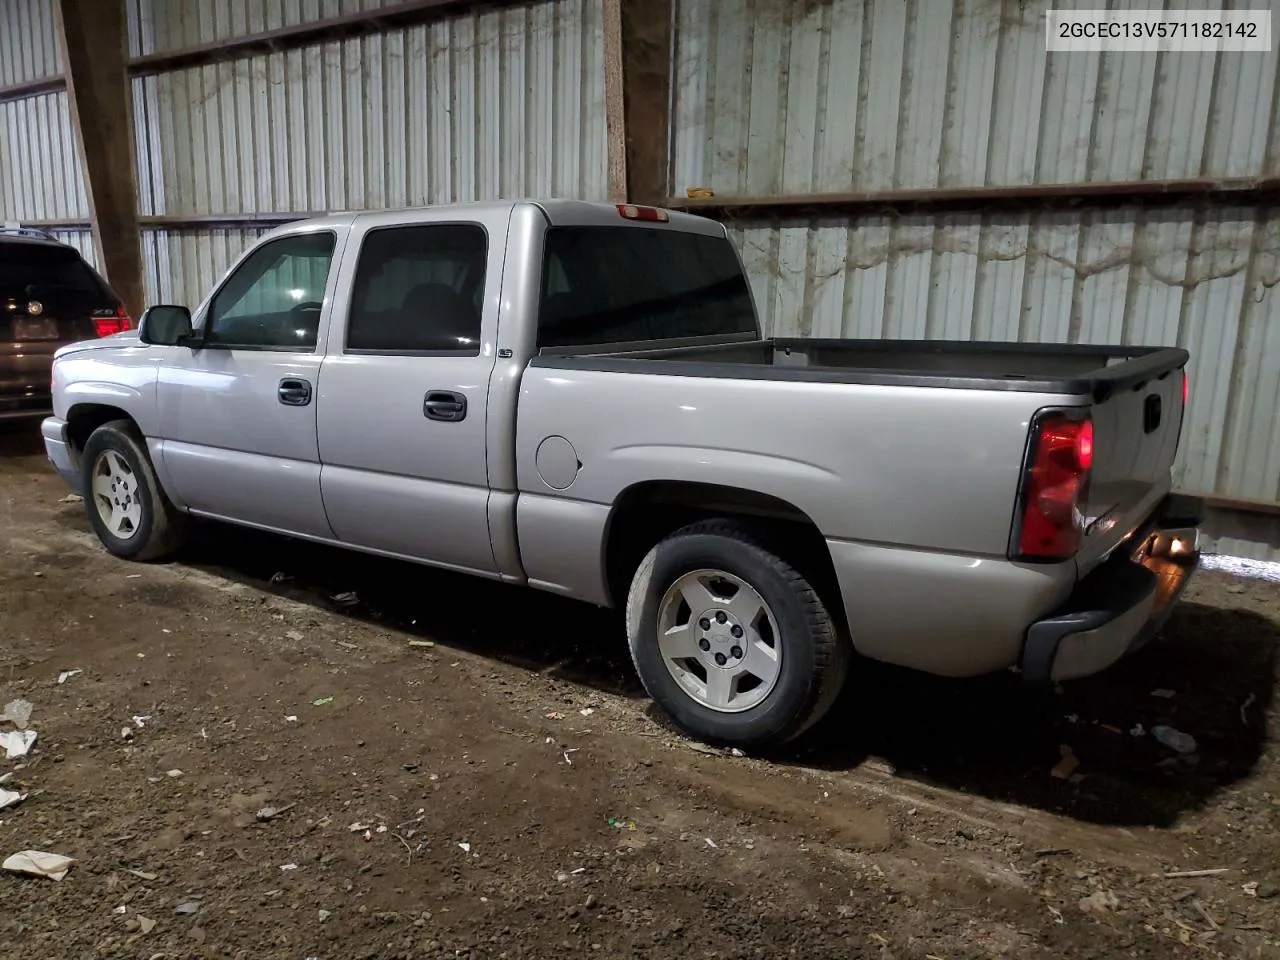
[625,520,849,747]
[81,420,186,561]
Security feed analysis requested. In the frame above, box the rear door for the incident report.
[1077,365,1188,572]
[316,210,505,574]
[1,239,122,414]
[156,228,342,538]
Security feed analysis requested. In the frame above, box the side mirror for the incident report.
[137,305,195,346]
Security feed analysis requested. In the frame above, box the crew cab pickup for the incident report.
[42,200,1202,747]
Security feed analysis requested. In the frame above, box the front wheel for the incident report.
[81,420,187,561]
[625,520,850,748]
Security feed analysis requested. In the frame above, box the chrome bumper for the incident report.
[1021,495,1204,683]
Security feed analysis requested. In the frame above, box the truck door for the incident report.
[316,211,504,574]
[156,229,341,539]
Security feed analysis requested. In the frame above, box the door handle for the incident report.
[423,390,467,422]
[278,378,312,406]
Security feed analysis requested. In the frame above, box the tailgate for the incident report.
[1076,355,1188,574]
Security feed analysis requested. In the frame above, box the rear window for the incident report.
[537,226,757,350]
[0,242,111,301]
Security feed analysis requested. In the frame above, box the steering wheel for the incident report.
[290,301,323,315]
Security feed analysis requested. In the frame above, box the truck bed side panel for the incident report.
[515,366,1073,562]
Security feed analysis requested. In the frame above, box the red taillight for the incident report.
[1182,371,1189,406]
[1014,412,1093,561]
[616,204,670,223]
[93,304,132,337]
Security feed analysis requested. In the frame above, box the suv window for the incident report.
[537,227,757,349]
[0,241,115,307]
[346,224,487,354]
[207,231,336,349]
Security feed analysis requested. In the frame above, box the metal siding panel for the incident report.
[130,1,607,217]
[671,0,1280,198]
[984,0,1045,188]
[126,0,406,53]
[0,91,85,221]
[895,0,951,190]
[971,218,1030,342]
[0,0,61,85]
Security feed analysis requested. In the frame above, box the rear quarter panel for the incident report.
[517,365,1073,553]
[515,366,1083,675]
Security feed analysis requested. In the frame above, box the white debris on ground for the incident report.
[0,730,36,760]
[2,851,75,881]
[0,700,33,730]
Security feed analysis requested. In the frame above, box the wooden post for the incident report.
[55,0,146,319]
[611,0,674,206]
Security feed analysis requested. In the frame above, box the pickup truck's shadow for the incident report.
[784,598,1277,829]
[179,522,645,696]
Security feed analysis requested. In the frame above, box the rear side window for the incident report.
[346,224,487,355]
[537,227,756,350]
[0,242,113,303]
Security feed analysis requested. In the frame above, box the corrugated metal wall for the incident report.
[127,0,408,56]
[675,0,1280,542]
[128,0,608,299]
[673,0,1280,194]
[130,0,608,218]
[0,0,60,85]
[0,91,86,221]
[0,0,83,224]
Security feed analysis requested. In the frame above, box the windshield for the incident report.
[537,226,758,350]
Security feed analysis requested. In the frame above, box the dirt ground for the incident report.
[1,426,1279,960]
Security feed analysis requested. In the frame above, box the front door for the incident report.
[316,212,504,574]
[157,228,343,539]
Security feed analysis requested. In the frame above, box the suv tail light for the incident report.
[1012,411,1094,561]
[93,304,132,337]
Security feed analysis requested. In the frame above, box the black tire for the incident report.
[625,519,850,748]
[81,419,186,561]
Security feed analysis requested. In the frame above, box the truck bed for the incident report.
[534,338,1188,401]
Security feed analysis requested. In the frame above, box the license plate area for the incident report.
[12,317,59,340]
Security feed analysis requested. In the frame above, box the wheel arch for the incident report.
[65,403,138,458]
[602,480,845,632]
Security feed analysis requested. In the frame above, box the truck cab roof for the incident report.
[278,200,725,238]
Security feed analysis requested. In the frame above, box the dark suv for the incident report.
[1,227,131,421]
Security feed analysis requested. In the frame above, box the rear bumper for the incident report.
[1021,494,1203,683]
[41,416,81,493]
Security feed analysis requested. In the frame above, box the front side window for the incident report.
[206,231,337,349]
[346,224,487,354]
[536,227,757,350]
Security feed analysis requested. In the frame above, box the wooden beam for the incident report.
[619,0,673,204]
[0,75,65,105]
[665,177,1280,219]
[127,0,531,77]
[55,0,146,318]
[602,0,627,202]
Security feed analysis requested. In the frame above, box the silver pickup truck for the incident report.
[41,200,1202,747]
